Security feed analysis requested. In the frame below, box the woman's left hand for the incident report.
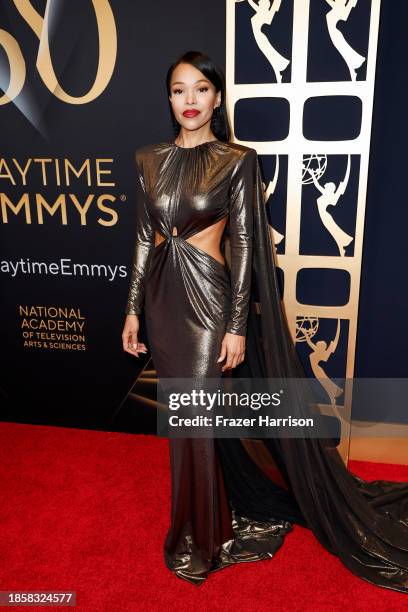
[217,332,246,372]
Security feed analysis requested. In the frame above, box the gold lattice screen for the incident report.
[226,0,382,462]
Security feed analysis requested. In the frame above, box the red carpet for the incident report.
[0,422,407,611]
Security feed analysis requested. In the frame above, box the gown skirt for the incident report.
[144,231,293,584]
[125,140,408,590]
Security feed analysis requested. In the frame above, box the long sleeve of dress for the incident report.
[125,153,155,315]
[225,149,255,336]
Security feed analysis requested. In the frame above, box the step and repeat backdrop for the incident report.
[1,0,407,443]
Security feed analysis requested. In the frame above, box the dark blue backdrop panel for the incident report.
[0,0,225,429]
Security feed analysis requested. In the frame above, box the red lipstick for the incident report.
[183,110,200,117]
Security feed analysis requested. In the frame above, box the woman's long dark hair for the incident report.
[166,50,231,142]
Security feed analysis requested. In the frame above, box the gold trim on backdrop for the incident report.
[350,422,408,465]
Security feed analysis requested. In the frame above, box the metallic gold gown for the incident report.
[125,140,408,591]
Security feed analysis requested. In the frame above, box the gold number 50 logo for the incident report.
[0,0,117,105]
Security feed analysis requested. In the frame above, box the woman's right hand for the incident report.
[122,314,148,358]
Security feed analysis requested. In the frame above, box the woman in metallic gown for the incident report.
[122,51,408,591]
